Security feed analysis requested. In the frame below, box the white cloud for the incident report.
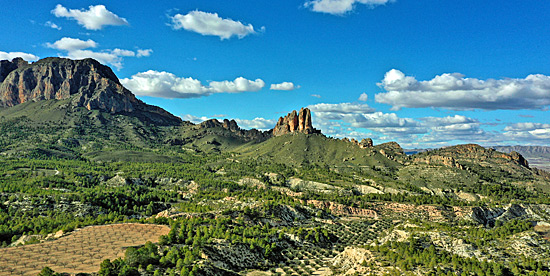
[120,70,265,98]
[170,11,257,40]
[52,4,129,30]
[375,69,550,110]
[504,122,550,131]
[309,102,376,114]
[181,114,209,124]
[46,37,97,51]
[270,82,300,91]
[358,92,368,101]
[0,51,39,61]
[45,21,61,30]
[136,49,153,57]
[304,0,394,15]
[210,77,265,93]
[502,122,550,141]
[46,37,149,70]
[311,94,322,98]
[306,101,500,147]
[234,117,277,130]
[420,115,477,127]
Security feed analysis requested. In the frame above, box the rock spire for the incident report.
[273,107,320,136]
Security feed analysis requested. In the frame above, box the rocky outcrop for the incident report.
[443,144,529,168]
[344,138,374,148]
[0,57,28,82]
[413,155,464,169]
[0,57,182,125]
[509,151,529,168]
[332,247,379,275]
[305,200,378,218]
[200,118,240,132]
[470,204,529,227]
[222,119,239,132]
[374,141,405,162]
[198,118,272,142]
[360,138,373,148]
[273,107,320,136]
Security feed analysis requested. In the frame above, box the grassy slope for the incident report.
[234,133,401,168]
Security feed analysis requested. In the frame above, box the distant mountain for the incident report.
[493,145,550,171]
[493,145,550,156]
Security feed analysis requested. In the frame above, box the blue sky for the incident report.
[2,0,550,148]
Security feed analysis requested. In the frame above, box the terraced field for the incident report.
[0,223,170,276]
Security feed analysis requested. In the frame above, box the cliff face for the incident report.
[0,57,181,126]
[0,57,28,83]
[273,107,320,136]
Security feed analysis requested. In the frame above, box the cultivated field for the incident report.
[0,223,170,276]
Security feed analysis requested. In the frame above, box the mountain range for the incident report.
[2,57,550,276]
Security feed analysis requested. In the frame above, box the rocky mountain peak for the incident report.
[273,107,320,136]
[0,57,182,126]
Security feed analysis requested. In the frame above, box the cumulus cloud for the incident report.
[45,21,61,30]
[309,103,376,114]
[46,37,150,69]
[420,115,478,127]
[0,51,39,61]
[120,70,265,98]
[52,4,129,30]
[234,117,277,130]
[375,69,550,110]
[501,122,550,142]
[181,114,209,124]
[270,82,300,91]
[46,37,97,51]
[209,77,265,93]
[504,122,550,132]
[170,11,258,40]
[358,93,368,101]
[304,0,394,15]
[306,101,498,146]
[136,49,153,57]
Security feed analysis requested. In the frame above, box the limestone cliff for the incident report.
[0,57,181,126]
[273,107,320,136]
[0,57,28,82]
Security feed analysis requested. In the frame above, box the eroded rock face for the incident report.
[471,204,529,227]
[273,107,320,136]
[0,57,137,113]
[0,57,27,82]
[510,151,529,168]
[413,155,464,170]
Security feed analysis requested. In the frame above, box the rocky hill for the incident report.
[0,57,181,126]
